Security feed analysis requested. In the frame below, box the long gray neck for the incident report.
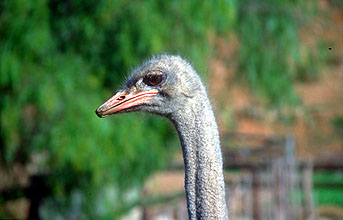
[169,93,228,220]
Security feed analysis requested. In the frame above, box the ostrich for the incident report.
[95,55,228,220]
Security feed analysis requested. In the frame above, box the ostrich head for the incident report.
[95,55,228,219]
[95,55,203,118]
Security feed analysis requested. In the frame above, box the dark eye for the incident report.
[143,74,164,86]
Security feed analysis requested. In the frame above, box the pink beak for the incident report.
[95,89,159,118]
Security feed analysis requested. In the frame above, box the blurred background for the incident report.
[0,0,342,219]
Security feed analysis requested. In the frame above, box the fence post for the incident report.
[252,167,261,220]
[285,135,296,219]
[303,160,315,220]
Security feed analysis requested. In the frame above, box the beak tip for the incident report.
[95,109,104,118]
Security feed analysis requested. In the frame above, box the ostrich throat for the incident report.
[169,94,227,220]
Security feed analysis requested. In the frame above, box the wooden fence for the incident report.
[136,133,317,220]
[1,134,341,219]
[224,159,315,220]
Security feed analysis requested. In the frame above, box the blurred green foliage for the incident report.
[0,0,320,218]
[314,171,343,186]
[332,116,343,137]
[0,0,236,218]
[315,188,343,206]
[236,0,318,106]
[314,171,343,206]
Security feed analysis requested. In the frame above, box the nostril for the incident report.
[117,96,125,101]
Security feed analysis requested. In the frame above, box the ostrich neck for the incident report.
[170,95,228,220]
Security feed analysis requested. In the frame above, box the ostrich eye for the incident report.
[143,74,164,86]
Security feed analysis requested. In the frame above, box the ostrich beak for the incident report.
[95,89,159,118]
